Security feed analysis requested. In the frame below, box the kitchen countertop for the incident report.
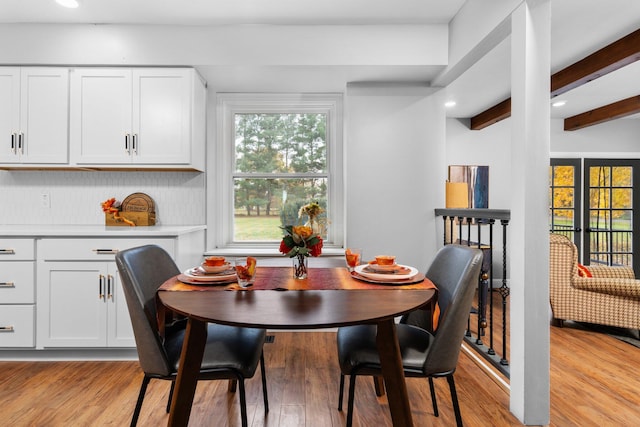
[0,224,206,237]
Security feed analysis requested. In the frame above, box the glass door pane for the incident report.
[584,159,638,272]
[550,159,581,250]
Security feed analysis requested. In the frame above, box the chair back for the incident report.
[116,245,180,376]
[549,232,578,283]
[422,244,483,375]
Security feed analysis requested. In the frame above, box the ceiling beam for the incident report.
[470,99,511,130]
[551,28,640,97]
[469,28,640,130]
[564,95,640,131]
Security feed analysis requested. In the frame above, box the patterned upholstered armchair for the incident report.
[549,233,640,329]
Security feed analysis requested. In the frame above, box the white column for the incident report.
[509,0,551,424]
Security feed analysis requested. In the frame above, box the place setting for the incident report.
[177,256,256,287]
[345,249,424,285]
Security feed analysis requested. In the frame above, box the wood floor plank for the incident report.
[1,329,640,426]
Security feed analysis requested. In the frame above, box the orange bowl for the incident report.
[375,255,396,266]
[204,256,226,266]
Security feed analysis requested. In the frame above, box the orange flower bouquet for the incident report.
[279,225,323,279]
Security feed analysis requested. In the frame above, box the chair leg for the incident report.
[260,352,269,413]
[338,374,345,411]
[446,374,463,427]
[346,375,357,427]
[166,380,175,413]
[373,376,385,396]
[238,377,249,427]
[428,376,439,417]
[131,375,151,427]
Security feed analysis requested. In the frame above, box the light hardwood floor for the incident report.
[1,325,640,426]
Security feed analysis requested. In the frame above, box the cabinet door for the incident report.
[70,68,133,164]
[37,262,108,348]
[106,263,135,347]
[19,68,69,164]
[132,69,191,164]
[0,68,21,163]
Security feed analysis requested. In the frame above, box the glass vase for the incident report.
[293,254,308,279]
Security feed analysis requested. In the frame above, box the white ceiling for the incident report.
[1,0,638,123]
[0,0,466,25]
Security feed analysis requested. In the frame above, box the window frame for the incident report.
[216,93,344,250]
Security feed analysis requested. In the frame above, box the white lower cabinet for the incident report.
[36,237,175,349]
[0,239,36,348]
[37,261,134,348]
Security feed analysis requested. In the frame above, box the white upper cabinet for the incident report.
[69,68,132,164]
[0,67,69,165]
[70,67,205,170]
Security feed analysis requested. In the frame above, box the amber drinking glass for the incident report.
[345,248,362,272]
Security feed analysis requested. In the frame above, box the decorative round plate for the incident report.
[354,264,418,281]
[121,192,155,212]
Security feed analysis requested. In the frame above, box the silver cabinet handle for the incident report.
[18,132,24,155]
[132,134,138,155]
[124,133,130,154]
[0,249,16,255]
[99,274,105,300]
[0,282,15,288]
[0,326,14,332]
[93,249,119,255]
[107,275,113,300]
[10,133,16,154]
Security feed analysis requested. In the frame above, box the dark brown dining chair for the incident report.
[336,244,483,427]
[115,245,268,427]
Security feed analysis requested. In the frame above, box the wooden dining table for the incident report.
[157,265,437,427]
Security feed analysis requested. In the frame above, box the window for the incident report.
[216,94,343,249]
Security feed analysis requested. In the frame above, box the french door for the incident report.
[550,158,582,250]
[584,159,640,274]
[550,158,639,275]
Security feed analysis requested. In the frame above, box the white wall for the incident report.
[0,24,447,68]
[346,85,445,269]
[446,117,511,207]
[551,118,640,156]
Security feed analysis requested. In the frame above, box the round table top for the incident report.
[158,288,436,329]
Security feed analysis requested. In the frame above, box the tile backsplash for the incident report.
[0,171,206,225]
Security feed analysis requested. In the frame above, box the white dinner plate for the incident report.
[366,263,403,273]
[354,264,418,281]
[183,267,236,282]
[200,262,232,273]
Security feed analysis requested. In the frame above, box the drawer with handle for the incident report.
[0,305,35,348]
[39,238,174,261]
[0,239,35,261]
[0,262,35,303]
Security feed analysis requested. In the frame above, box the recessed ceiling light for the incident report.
[552,100,567,108]
[56,0,80,8]
[444,101,457,108]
